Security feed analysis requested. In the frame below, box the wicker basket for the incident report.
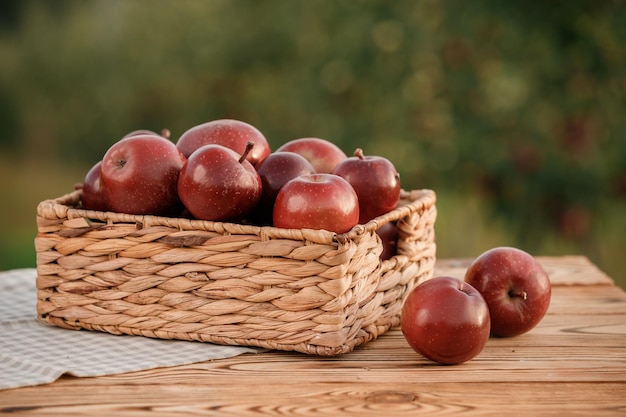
[35,188,436,356]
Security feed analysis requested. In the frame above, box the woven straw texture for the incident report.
[35,189,436,356]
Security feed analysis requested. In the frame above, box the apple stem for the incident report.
[239,141,255,163]
[160,128,171,139]
[509,290,528,300]
[354,148,365,160]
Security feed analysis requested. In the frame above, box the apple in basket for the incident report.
[100,134,186,216]
[273,173,359,234]
[178,142,262,222]
[254,151,316,225]
[401,276,491,365]
[122,127,171,139]
[333,148,401,224]
[377,221,399,261]
[175,118,271,167]
[81,160,108,211]
[464,247,551,338]
[275,137,347,173]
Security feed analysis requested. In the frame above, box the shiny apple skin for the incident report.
[333,148,401,223]
[100,134,186,216]
[464,247,551,338]
[273,173,359,234]
[275,137,347,173]
[254,152,316,225]
[401,276,491,365]
[178,144,262,222]
[176,119,270,167]
[81,160,108,211]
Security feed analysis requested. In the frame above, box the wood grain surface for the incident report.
[1,256,625,416]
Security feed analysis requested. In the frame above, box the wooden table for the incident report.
[1,256,625,416]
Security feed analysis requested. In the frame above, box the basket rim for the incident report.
[37,188,436,245]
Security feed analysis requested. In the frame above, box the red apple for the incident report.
[464,247,551,338]
[122,128,171,139]
[254,152,316,225]
[176,119,270,167]
[81,160,108,211]
[377,221,398,261]
[178,142,262,221]
[332,148,401,223]
[273,173,359,234]
[401,276,491,365]
[100,134,186,216]
[275,137,347,173]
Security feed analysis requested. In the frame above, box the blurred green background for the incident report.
[1,0,624,288]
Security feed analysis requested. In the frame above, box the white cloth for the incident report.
[0,268,261,390]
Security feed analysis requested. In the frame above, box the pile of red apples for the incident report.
[80,118,402,258]
[79,118,552,365]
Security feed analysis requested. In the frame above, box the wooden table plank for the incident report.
[2,382,625,416]
[1,256,625,416]
[3,381,624,416]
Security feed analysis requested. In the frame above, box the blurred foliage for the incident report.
[0,0,625,285]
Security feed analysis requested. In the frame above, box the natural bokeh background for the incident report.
[1,0,624,288]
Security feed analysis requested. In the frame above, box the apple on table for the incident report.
[464,246,552,337]
[401,276,491,365]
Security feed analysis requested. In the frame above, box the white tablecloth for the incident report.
[0,268,262,390]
